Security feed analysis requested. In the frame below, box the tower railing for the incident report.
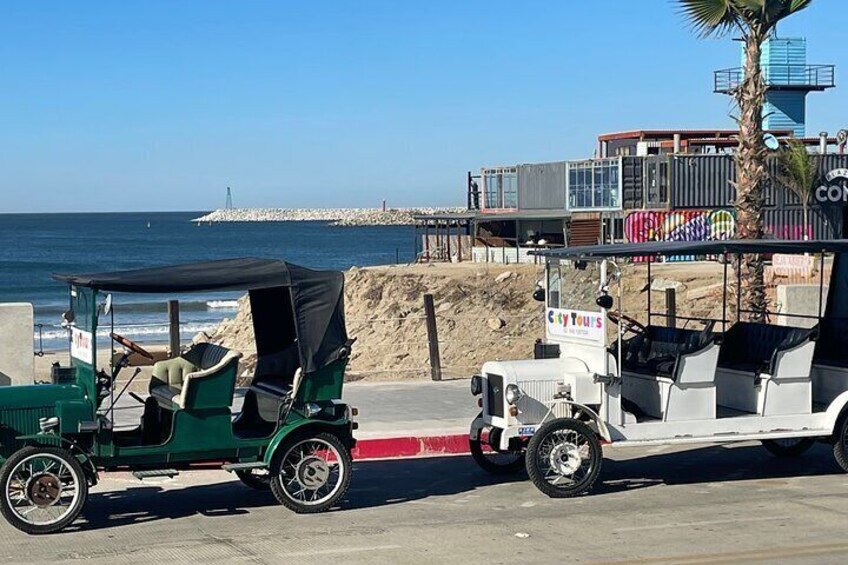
[714,64,835,93]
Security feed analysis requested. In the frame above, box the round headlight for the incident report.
[505,384,523,405]
[470,375,483,396]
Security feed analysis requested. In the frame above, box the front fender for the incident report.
[544,400,613,443]
[263,417,353,467]
[824,390,848,434]
[469,413,485,441]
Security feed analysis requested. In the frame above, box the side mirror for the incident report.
[595,294,614,309]
[532,288,546,302]
[100,294,113,316]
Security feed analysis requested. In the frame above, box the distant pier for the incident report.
[192,207,464,227]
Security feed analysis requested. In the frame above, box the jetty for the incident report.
[192,207,464,227]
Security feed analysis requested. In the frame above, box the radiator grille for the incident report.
[485,373,504,418]
[516,379,566,424]
[0,407,55,459]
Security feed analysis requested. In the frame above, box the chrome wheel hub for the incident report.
[549,443,581,476]
[296,457,330,490]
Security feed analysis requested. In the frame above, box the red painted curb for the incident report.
[352,433,470,460]
[99,434,473,477]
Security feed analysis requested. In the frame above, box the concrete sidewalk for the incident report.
[110,378,477,459]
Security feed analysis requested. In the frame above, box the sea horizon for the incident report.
[0,211,416,351]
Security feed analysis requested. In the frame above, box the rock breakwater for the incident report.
[192,207,465,226]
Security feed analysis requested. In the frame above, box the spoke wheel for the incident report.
[0,446,88,535]
[270,432,351,513]
[526,419,601,498]
[470,424,525,475]
[834,413,848,473]
[236,468,272,491]
[761,438,815,458]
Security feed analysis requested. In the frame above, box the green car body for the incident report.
[0,259,356,534]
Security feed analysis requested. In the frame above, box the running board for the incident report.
[221,461,268,473]
[132,469,180,480]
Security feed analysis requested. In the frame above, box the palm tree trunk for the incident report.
[734,31,768,321]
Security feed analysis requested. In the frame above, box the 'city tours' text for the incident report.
[547,309,603,329]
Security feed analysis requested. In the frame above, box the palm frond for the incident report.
[676,0,739,37]
[762,0,813,30]
[776,139,820,209]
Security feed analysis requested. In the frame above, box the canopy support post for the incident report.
[722,255,728,332]
[736,253,742,323]
[168,300,180,358]
[819,251,826,320]
[647,258,652,327]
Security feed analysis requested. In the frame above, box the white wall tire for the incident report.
[761,438,815,458]
[834,414,848,473]
[526,419,602,498]
[270,432,352,513]
[0,446,89,535]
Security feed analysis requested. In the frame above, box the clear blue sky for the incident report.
[1,0,843,213]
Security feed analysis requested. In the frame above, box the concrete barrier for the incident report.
[776,284,828,328]
[0,303,34,386]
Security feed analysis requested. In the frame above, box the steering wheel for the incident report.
[110,332,154,360]
[607,311,647,336]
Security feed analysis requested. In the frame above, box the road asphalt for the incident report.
[110,378,477,439]
[3,380,848,563]
[1,442,847,564]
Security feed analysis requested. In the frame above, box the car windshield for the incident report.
[547,259,605,312]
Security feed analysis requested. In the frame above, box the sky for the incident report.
[1,0,844,213]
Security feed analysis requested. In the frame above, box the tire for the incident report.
[270,431,352,513]
[761,438,815,458]
[833,413,848,473]
[526,418,602,498]
[236,469,272,491]
[0,446,89,535]
[469,427,525,475]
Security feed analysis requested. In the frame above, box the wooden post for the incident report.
[445,221,452,261]
[423,294,442,381]
[167,300,180,358]
[457,221,463,262]
[665,288,676,328]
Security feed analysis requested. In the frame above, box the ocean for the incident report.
[0,212,414,351]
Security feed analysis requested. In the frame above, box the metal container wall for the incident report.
[517,161,567,210]
[670,155,737,209]
[621,156,644,210]
[764,206,841,240]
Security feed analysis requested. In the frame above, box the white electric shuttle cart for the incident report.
[469,239,848,497]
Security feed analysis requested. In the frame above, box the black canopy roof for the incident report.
[54,258,348,374]
[534,239,848,260]
[53,258,323,293]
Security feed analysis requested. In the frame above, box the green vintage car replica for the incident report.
[0,258,357,534]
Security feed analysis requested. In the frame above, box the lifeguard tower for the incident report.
[714,36,835,137]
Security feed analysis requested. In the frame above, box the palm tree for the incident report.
[678,0,813,321]
[777,139,819,240]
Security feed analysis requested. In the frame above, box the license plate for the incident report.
[518,426,536,437]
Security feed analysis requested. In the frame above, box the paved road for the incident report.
[111,379,477,437]
[2,442,847,564]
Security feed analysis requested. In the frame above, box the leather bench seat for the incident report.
[718,322,817,375]
[624,326,714,380]
[250,380,291,398]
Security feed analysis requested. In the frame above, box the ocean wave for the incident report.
[37,322,219,342]
[206,300,240,309]
[35,299,240,316]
